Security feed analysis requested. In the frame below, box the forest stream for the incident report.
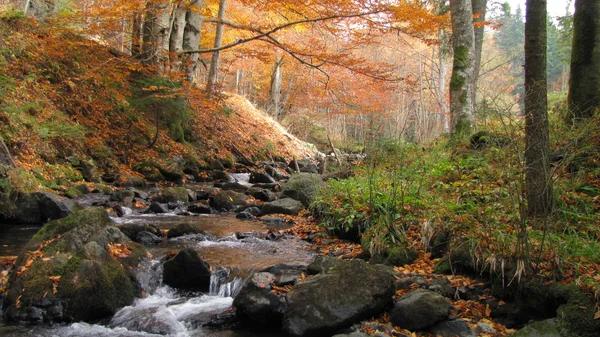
[0,180,316,337]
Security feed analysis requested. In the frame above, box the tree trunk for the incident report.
[567,0,600,122]
[0,137,16,168]
[170,4,187,70]
[449,0,475,136]
[183,0,204,82]
[472,0,488,114]
[206,0,227,97]
[141,1,172,66]
[270,56,283,120]
[525,0,552,216]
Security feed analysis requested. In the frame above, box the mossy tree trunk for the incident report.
[567,0,600,122]
[524,0,552,216]
[449,0,475,137]
[183,0,204,82]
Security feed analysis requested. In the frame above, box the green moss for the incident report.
[433,257,452,274]
[385,246,418,266]
[161,187,189,203]
[65,186,84,198]
[454,45,468,68]
[555,284,600,337]
[110,190,135,202]
[32,207,111,243]
[450,73,466,92]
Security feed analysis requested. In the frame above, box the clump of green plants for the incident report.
[129,76,191,144]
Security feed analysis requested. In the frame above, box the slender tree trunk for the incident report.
[206,0,226,97]
[472,0,488,114]
[131,12,144,58]
[183,0,204,82]
[270,56,283,120]
[449,0,475,136]
[525,0,552,216]
[567,0,600,122]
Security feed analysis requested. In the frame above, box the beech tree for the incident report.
[567,0,600,122]
[449,0,475,135]
[524,0,552,216]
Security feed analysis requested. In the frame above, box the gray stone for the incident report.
[261,198,304,216]
[507,319,564,337]
[136,231,162,245]
[211,190,249,211]
[163,248,211,291]
[390,289,451,331]
[250,171,276,184]
[35,191,75,221]
[233,272,285,325]
[428,319,476,337]
[282,258,395,337]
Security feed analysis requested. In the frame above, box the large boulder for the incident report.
[261,198,304,216]
[249,171,276,184]
[282,258,395,337]
[389,289,451,331]
[288,159,319,174]
[248,187,277,202]
[35,192,77,221]
[162,248,211,291]
[3,208,145,323]
[281,173,324,207]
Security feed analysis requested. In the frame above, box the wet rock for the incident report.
[149,202,169,214]
[243,206,261,216]
[161,187,190,203]
[163,248,211,291]
[248,187,277,202]
[283,258,395,337]
[3,208,144,323]
[261,198,304,216]
[211,170,234,182]
[130,189,148,200]
[221,182,249,192]
[236,212,255,220]
[136,231,162,245]
[109,306,186,335]
[187,202,212,214]
[250,171,276,184]
[112,205,132,217]
[281,173,324,207]
[390,289,451,331]
[35,191,76,221]
[332,332,370,337]
[118,223,161,241]
[428,319,476,337]
[167,223,204,238]
[233,272,285,326]
[211,190,249,211]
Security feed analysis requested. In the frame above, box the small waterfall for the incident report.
[209,269,244,298]
[229,173,252,186]
[136,259,163,294]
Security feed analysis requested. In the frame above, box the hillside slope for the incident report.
[0,17,316,212]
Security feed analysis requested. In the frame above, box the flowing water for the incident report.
[0,210,316,337]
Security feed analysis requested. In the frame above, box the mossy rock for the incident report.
[133,161,165,182]
[508,319,563,337]
[385,246,418,266]
[3,207,145,323]
[161,187,189,203]
[211,190,249,211]
[110,190,135,202]
[282,173,324,207]
[166,223,204,238]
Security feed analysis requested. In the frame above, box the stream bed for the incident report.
[0,211,316,337]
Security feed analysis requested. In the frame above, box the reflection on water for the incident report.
[0,225,41,257]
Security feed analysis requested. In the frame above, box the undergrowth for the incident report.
[313,110,600,293]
